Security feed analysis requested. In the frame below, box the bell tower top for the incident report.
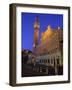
[34,16,40,29]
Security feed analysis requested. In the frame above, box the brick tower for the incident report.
[33,16,40,48]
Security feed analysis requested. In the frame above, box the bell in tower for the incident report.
[33,16,40,48]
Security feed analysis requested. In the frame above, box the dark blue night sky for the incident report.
[21,12,63,51]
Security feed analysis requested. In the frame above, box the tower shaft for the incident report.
[33,16,40,48]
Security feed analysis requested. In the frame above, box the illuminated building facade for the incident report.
[33,17,63,75]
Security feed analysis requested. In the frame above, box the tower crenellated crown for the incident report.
[34,16,40,29]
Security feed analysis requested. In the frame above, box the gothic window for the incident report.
[42,60,43,63]
[41,60,42,63]
[45,59,46,63]
[57,57,59,64]
[40,60,41,63]
[54,58,55,66]
[48,59,50,63]
[46,59,47,63]
[44,59,46,63]
[51,59,53,64]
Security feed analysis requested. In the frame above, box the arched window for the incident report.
[46,59,47,63]
[57,56,59,64]
[40,59,41,63]
[51,59,53,64]
[48,59,50,63]
[54,58,55,66]
[44,59,46,63]
[42,60,43,63]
